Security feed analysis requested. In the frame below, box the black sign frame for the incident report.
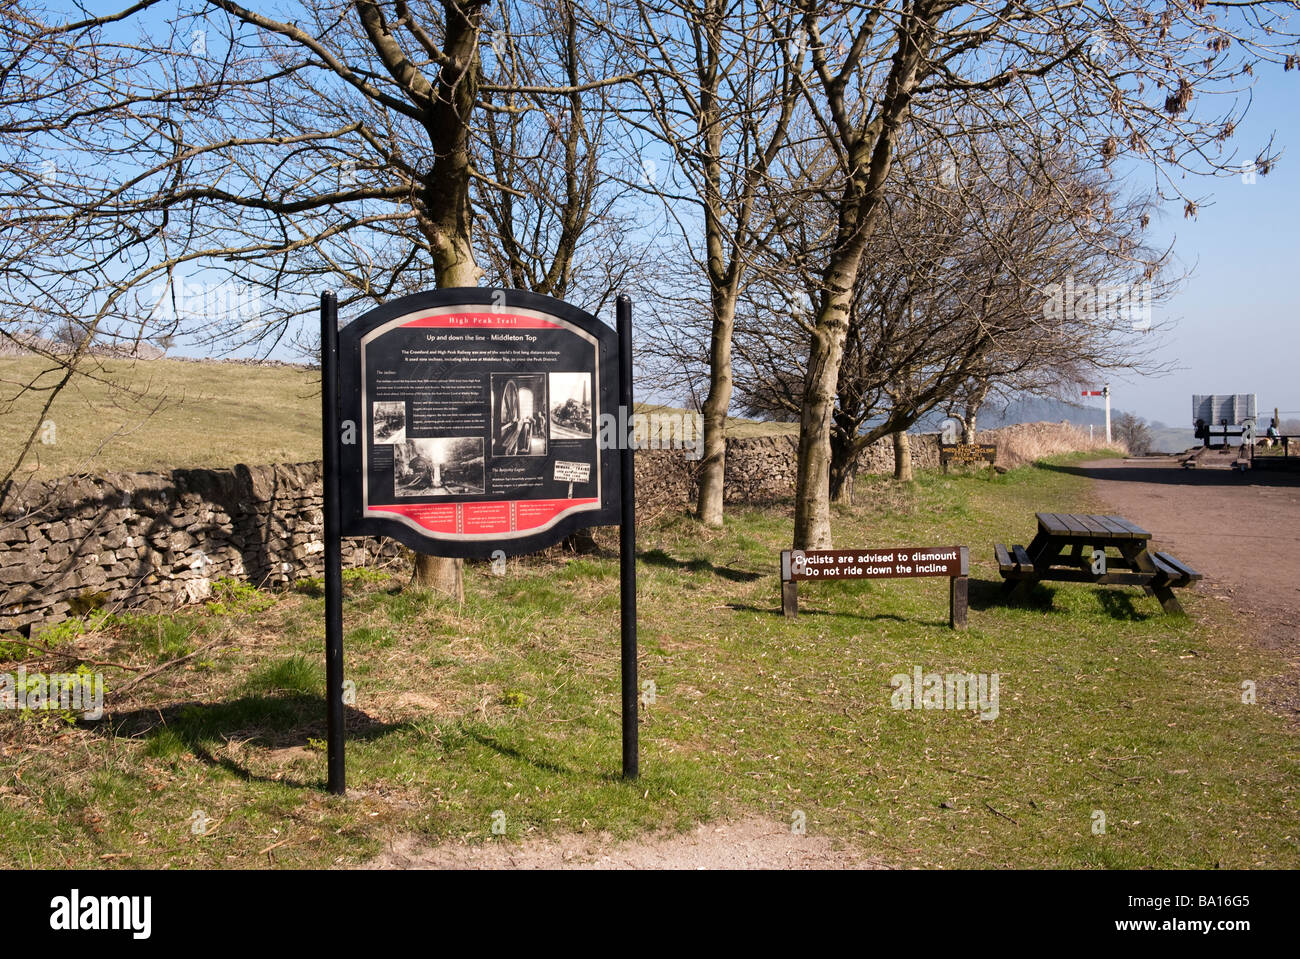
[320,288,638,795]
[335,287,622,560]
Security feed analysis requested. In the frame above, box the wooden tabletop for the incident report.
[1035,513,1151,541]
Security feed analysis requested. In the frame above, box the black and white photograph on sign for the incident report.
[372,401,407,444]
[549,371,593,440]
[491,373,548,457]
[393,438,485,497]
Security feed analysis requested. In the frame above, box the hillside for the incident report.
[0,357,790,478]
[0,356,323,478]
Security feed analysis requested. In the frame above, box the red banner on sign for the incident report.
[399,312,562,330]
[371,498,598,536]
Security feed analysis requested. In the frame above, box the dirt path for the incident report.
[1082,457,1300,714]
[363,816,888,870]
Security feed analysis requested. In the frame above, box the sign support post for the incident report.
[617,295,638,780]
[321,291,347,796]
[1104,383,1111,444]
[949,546,969,629]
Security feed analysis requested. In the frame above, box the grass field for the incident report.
[1,454,1295,869]
[0,356,324,478]
[0,356,792,480]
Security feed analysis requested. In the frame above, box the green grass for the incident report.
[0,455,1295,869]
[0,356,324,478]
[110,614,210,662]
[0,355,788,480]
[636,402,796,439]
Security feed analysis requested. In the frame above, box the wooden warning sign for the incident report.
[779,546,970,627]
[940,443,997,467]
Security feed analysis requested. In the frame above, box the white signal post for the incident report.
[1081,385,1112,444]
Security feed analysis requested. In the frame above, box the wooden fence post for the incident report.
[780,551,798,618]
[949,546,970,629]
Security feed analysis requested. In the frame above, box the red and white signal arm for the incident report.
[334,288,622,558]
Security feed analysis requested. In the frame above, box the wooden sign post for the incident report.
[780,546,970,628]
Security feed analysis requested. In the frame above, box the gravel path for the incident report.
[1083,456,1300,716]
[364,816,889,870]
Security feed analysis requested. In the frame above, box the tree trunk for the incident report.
[791,12,932,550]
[695,291,737,527]
[962,382,986,444]
[413,189,480,599]
[892,430,913,481]
[831,467,854,506]
[409,2,485,602]
[828,426,859,505]
[411,552,464,601]
[561,528,601,554]
[794,287,854,549]
[694,24,737,530]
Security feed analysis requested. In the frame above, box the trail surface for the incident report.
[364,816,888,870]
[1083,456,1300,714]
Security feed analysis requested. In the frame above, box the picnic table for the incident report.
[996,512,1201,614]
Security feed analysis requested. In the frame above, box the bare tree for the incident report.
[1115,411,1152,455]
[734,126,1176,502]
[475,0,647,310]
[785,0,1294,549]
[3,1,642,599]
[607,0,799,526]
[0,3,175,512]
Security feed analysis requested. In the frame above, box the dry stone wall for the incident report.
[634,432,941,506]
[2,425,1069,633]
[0,463,398,634]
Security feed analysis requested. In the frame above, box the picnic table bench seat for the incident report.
[994,542,1014,573]
[1150,550,1202,587]
[994,543,1035,577]
[995,512,1198,615]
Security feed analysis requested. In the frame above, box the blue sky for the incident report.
[1114,65,1299,428]
[100,4,1296,430]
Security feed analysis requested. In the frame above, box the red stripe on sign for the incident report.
[400,312,561,329]
[1082,390,1103,396]
[370,499,598,535]
[461,501,510,535]
[514,499,599,531]
[369,502,458,534]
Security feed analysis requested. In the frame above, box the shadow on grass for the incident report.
[467,722,629,779]
[1094,588,1156,622]
[639,548,763,582]
[969,577,1160,621]
[968,577,1057,612]
[726,600,948,628]
[95,695,411,789]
